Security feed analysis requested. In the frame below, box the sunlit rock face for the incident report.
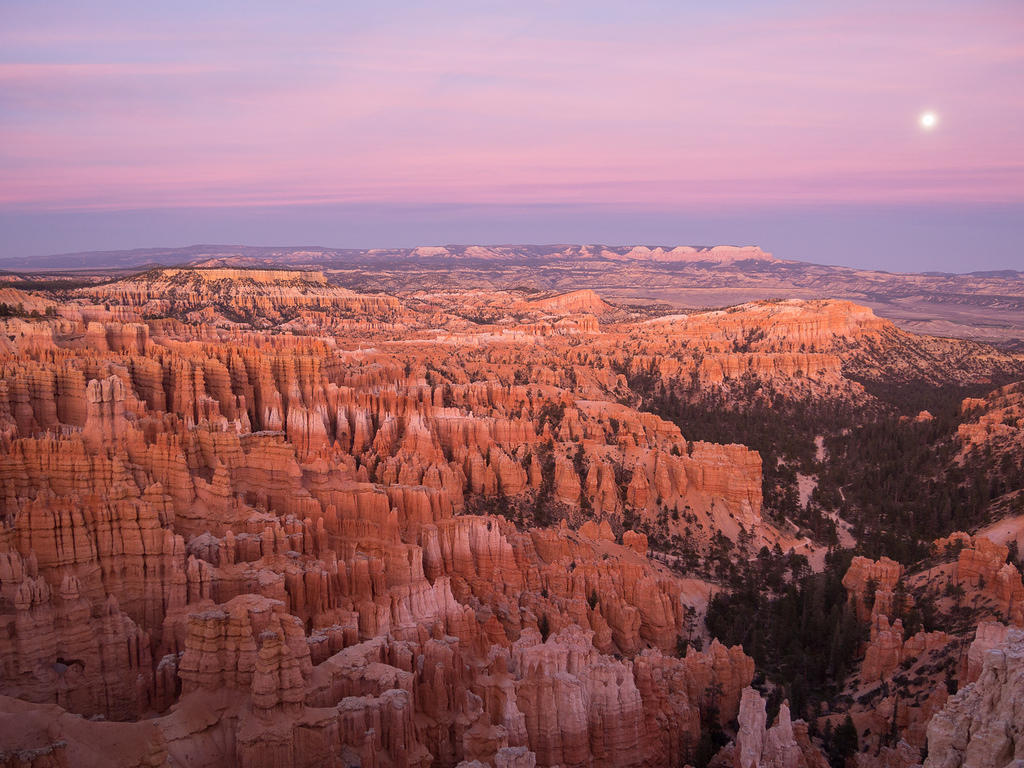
[1,270,1023,767]
[923,626,1024,768]
[729,686,829,768]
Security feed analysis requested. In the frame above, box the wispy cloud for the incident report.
[0,0,1021,211]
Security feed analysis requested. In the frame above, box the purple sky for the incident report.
[1,1,1022,270]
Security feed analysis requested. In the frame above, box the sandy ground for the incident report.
[977,514,1024,549]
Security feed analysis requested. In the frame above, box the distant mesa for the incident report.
[607,245,777,264]
[0,243,781,270]
[644,299,892,345]
[527,288,614,315]
[376,243,778,265]
[189,255,286,270]
[157,267,328,284]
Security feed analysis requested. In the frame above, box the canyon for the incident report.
[3,244,1023,348]
[0,251,1022,768]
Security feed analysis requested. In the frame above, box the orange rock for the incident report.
[2,281,877,765]
[843,556,903,622]
[622,530,648,556]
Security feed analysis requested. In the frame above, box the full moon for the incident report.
[920,111,938,129]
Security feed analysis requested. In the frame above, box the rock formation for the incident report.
[842,556,904,622]
[729,687,828,768]
[923,625,1024,768]
[0,277,785,766]
[3,267,1022,766]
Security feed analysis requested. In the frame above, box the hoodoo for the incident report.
[1,250,1023,767]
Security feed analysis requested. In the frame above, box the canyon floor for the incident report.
[0,246,1023,768]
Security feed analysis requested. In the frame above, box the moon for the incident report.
[919,111,938,130]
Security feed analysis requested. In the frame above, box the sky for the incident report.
[1,0,1022,271]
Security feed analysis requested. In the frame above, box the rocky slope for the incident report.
[923,625,1024,768]
[81,267,401,331]
[958,382,1024,459]
[6,243,1022,345]
[0,272,1022,767]
[828,530,1024,767]
[0,282,779,767]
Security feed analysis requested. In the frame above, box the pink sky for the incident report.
[1,1,1022,213]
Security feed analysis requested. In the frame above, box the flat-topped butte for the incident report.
[156,268,327,284]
